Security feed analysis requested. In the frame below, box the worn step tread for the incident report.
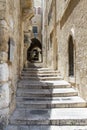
[21,74,59,78]
[17,96,86,104]
[10,108,87,125]
[16,96,83,101]
[22,70,59,73]
[21,76,62,80]
[16,96,86,108]
[5,125,87,130]
[17,88,78,97]
[23,68,54,71]
[22,72,59,74]
[18,80,70,85]
[17,88,77,94]
[18,80,71,89]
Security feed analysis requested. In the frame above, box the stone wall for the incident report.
[0,0,23,123]
[42,0,47,67]
[43,0,58,69]
[43,0,87,100]
[31,0,42,42]
[0,0,34,125]
[56,0,87,99]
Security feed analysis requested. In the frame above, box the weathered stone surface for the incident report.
[5,125,87,130]
[0,123,4,130]
[0,20,8,28]
[0,25,9,52]
[43,0,87,100]
[0,83,10,108]
[5,67,87,128]
[0,63,9,82]
[0,10,6,20]
[0,52,8,62]
[0,0,34,127]
[0,43,8,52]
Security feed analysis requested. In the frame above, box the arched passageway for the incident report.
[27,38,42,62]
[68,35,74,76]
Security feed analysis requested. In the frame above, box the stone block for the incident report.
[0,63,9,82]
[0,27,9,52]
[0,52,8,62]
[0,10,6,19]
[0,83,10,109]
[0,1,6,11]
[0,20,8,28]
[0,43,8,52]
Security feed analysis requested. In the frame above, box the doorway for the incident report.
[68,35,74,76]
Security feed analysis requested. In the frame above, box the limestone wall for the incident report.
[43,0,87,99]
[31,0,42,42]
[56,0,87,99]
[42,0,47,67]
[43,0,58,69]
[0,0,23,121]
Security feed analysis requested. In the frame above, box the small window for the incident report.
[68,35,74,76]
[33,26,38,34]
[8,38,15,62]
[8,38,10,61]
[38,7,41,14]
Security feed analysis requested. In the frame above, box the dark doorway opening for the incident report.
[27,38,42,62]
[68,35,74,76]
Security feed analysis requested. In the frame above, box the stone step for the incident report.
[18,80,71,89]
[23,68,53,71]
[21,73,59,77]
[17,88,78,97]
[22,70,59,74]
[5,125,87,130]
[22,71,60,76]
[16,96,86,108]
[17,96,77,101]
[21,76,62,81]
[10,108,87,125]
[18,83,71,89]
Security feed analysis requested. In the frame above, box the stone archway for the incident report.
[68,35,74,76]
[27,38,42,62]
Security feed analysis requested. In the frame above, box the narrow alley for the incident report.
[0,0,87,130]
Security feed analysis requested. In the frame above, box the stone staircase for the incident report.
[5,67,87,130]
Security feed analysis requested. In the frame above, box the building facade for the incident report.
[0,0,34,122]
[27,0,42,63]
[42,0,87,100]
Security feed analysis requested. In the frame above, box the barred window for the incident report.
[33,26,38,34]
